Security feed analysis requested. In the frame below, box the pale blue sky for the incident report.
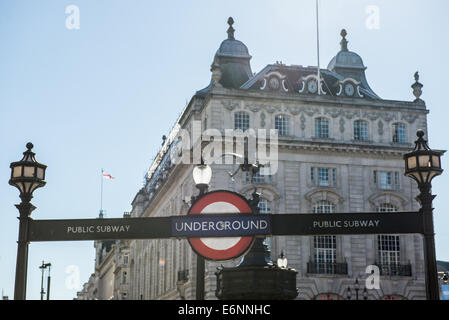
[0,0,448,299]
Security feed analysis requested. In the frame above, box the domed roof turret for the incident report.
[212,17,253,89]
[216,18,251,59]
[327,29,366,71]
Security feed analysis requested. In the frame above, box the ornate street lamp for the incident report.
[192,160,212,300]
[277,251,288,269]
[404,130,443,300]
[9,143,47,300]
[192,160,212,196]
[346,278,367,300]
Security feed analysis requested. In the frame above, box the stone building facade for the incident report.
[82,18,430,300]
[77,217,131,300]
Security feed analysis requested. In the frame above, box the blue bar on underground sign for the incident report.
[171,215,271,237]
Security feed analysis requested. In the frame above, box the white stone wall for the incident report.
[127,89,428,300]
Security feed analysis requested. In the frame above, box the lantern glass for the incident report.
[277,256,288,268]
[23,166,35,177]
[432,155,440,168]
[407,156,417,170]
[12,165,22,178]
[192,164,212,187]
[37,167,45,180]
[418,154,430,168]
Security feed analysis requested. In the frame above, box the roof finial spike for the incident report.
[340,29,348,51]
[227,17,235,40]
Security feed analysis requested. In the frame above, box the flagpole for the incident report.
[316,0,321,95]
[100,168,104,217]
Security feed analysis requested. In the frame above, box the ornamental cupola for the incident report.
[211,17,253,89]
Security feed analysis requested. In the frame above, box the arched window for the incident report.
[377,203,397,213]
[234,112,250,131]
[258,198,271,214]
[354,120,368,141]
[315,117,329,138]
[313,201,336,274]
[275,114,290,136]
[392,123,406,143]
[314,200,335,213]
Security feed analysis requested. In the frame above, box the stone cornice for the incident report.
[210,87,428,114]
[276,137,414,156]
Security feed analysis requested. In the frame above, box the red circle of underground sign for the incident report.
[188,190,254,261]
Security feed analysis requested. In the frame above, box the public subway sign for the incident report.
[185,190,261,261]
[28,211,424,243]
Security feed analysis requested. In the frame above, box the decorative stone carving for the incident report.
[221,100,239,111]
[377,120,384,136]
[325,109,343,118]
[401,113,419,124]
[266,105,282,113]
[300,114,306,131]
[260,112,266,128]
[344,110,360,119]
[287,106,301,115]
[363,111,380,121]
[339,117,345,133]
[379,112,397,122]
[245,104,262,113]
[302,107,319,117]
[411,71,424,103]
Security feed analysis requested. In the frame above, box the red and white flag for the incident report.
[102,172,115,180]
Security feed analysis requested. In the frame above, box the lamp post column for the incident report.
[14,196,35,300]
[418,183,439,300]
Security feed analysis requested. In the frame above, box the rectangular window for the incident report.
[275,115,290,136]
[314,236,336,274]
[374,171,400,190]
[234,112,250,131]
[378,235,400,266]
[315,118,329,138]
[393,123,406,143]
[246,165,272,183]
[311,167,336,187]
[318,168,329,186]
[354,120,368,141]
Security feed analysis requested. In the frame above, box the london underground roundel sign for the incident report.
[187,190,254,261]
